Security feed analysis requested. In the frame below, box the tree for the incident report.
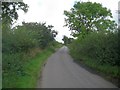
[2,22,58,53]
[2,2,28,28]
[64,1,117,37]
[62,35,73,45]
[62,35,68,45]
[19,22,58,48]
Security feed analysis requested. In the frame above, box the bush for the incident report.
[2,22,58,87]
[69,31,119,66]
[2,22,58,53]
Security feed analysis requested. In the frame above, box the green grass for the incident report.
[15,48,53,88]
[84,58,119,77]
[3,47,58,88]
[73,56,119,80]
[75,57,120,86]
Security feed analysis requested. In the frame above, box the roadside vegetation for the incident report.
[2,2,62,88]
[63,1,119,86]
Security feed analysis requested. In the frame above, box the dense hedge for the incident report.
[69,31,119,66]
[2,22,58,87]
[2,22,57,53]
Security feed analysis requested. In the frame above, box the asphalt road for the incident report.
[37,46,117,88]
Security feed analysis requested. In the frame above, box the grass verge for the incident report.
[73,56,120,87]
[3,45,62,88]
[15,48,54,88]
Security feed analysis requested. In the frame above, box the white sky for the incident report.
[16,0,119,43]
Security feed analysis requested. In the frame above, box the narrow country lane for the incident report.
[37,46,117,88]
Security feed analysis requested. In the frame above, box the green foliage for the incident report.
[2,22,58,53]
[70,31,119,66]
[62,35,73,45]
[69,31,119,78]
[64,1,117,37]
[65,1,119,79]
[2,22,57,87]
[2,1,59,88]
[2,27,37,53]
[2,2,28,25]
[80,57,119,79]
[2,47,56,88]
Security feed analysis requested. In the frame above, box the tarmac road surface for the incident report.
[37,46,117,88]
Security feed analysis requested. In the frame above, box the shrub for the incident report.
[69,31,119,66]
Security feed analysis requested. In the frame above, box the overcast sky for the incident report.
[16,0,119,42]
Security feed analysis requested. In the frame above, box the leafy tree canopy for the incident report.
[2,2,28,26]
[2,22,58,53]
[64,1,117,37]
